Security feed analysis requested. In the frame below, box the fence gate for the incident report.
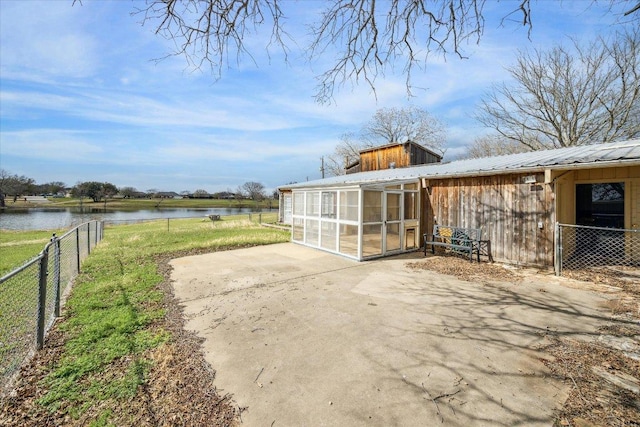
[556,223,640,275]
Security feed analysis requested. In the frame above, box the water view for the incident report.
[0,207,276,231]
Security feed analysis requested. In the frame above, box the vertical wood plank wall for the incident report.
[424,173,554,267]
[360,145,410,171]
[359,143,441,172]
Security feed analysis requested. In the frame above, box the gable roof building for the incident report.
[346,141,443,174]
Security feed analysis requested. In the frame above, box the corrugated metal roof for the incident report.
[282,139,640,190]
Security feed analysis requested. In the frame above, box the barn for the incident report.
[278,140,640,270]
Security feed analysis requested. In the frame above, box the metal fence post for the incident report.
[36,249,49,350]
[87,224,91,255]
[52,234,62,318]
[555,222,562,276]
[167,218,170,232]
[259,213,262,223]
[76,227,81,274]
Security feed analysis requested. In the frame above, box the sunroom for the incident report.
[290,181,421,260]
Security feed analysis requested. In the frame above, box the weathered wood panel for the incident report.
[425,173,554,267]
[360,145,409,171]
[359,142,442,172]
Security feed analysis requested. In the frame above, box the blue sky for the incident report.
[0,1,635,194]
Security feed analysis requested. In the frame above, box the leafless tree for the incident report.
[325,132,365,176]
[477,28,640,150]
[241,181,265,201]
[130,0,640,103]
[461,134,530,159]
[325,106,446,176]
[193,189,210,198]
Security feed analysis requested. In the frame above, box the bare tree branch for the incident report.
[127,1,640,103]
[461,134,531,159]
[134,0,289,77]
[477,28,640,149]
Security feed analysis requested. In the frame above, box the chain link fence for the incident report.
[0,220,103,392]
[556,223,640,274]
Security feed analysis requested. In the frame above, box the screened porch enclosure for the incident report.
[291,182,420,260]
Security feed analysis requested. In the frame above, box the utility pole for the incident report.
[320,156,325,179]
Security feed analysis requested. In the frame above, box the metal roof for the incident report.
[281,139,640,190]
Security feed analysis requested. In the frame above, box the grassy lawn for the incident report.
[1,214,289,425]
[0,229,64,276]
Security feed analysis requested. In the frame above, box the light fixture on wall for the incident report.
[523,175,537,184]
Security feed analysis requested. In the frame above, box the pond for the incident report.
[0,207,276,231]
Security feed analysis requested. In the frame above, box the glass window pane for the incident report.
[321,191,337,218]
[306,192,320,216]
[293,218,304,241]
[576,182,625,228]
[339,190,359,221]
[404,192,417,220]
[305,219,319,246]
[363,191,382,223]
[404,183,418,190]
[386,222,401,252]
[283,194,292,223]
[362,223,382,257]
[386,193,400,221]
[339,224,358,256]
[293,192,305,215]
[320,221,337,251]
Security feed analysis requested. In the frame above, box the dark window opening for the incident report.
[576,182,624,229]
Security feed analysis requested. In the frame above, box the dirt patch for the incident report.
[407,253,640,427]
[564,267,640,297]
[406,253,521,284]
[540,337,640,427]
[0,248,240,427]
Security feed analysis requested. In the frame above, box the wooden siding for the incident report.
[359,142,441,172]
[409,144,442,166]
[360,145,411,171]
[424,173,554,267]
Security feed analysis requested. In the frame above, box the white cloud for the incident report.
[1,129,104,161]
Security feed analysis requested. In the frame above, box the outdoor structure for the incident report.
[278,140,640,268]
[346,141,442,174]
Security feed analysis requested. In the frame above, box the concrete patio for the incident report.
[170,243,615,426]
